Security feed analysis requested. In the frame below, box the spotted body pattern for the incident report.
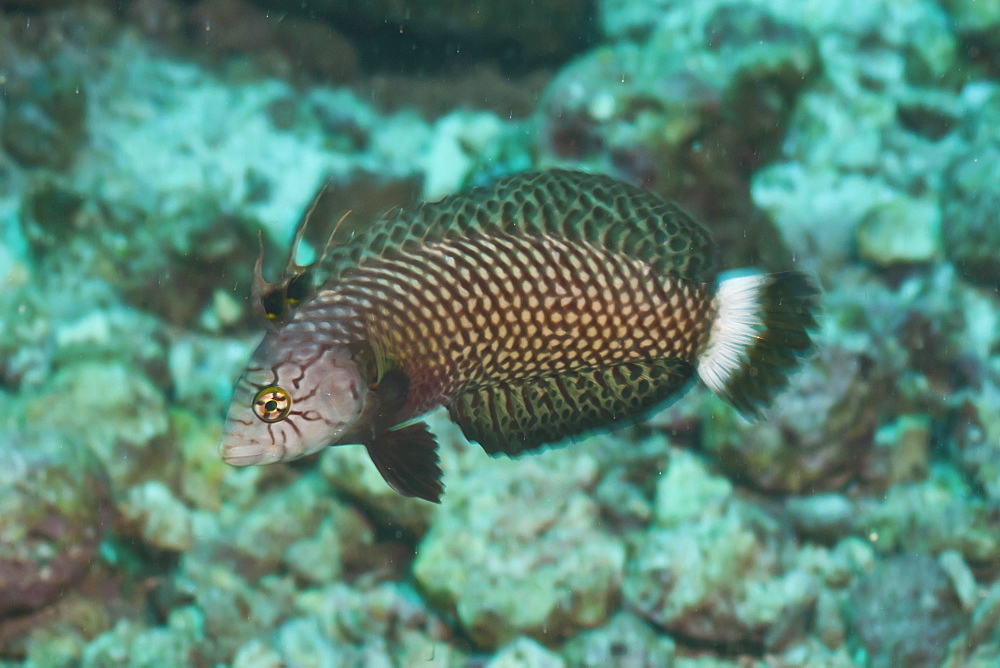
[221,170,820,502]
[287,171,717,449]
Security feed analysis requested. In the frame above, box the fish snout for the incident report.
[218,429,285,466]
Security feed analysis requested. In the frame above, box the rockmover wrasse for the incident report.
[220,170,819,502]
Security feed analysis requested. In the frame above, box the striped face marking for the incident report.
[220,336,367,466]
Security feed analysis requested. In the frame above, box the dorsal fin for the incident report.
[447,358,695,456]
[314,170,716,288]
[253,182,354,327]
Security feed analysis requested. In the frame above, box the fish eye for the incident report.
[252,386,292,422]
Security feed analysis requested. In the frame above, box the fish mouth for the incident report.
[219,436,282,467]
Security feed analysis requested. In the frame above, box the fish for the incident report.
[220,169,819,503]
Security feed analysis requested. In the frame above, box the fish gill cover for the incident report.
[0,0,998,665]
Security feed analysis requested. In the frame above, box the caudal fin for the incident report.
[696,271,819,418]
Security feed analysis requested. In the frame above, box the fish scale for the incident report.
[222,169,819,502]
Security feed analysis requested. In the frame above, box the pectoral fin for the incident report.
[365,421,444,503]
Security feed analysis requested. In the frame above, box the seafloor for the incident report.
[1,0,999,666]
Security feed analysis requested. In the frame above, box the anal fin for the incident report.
[365,421,444,503]
[448,359,695,457]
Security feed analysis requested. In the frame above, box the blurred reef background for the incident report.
[1,0,1000,665]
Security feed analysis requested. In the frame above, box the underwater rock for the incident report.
[953,382,1000,504]
[170,409,229,513]
[80,607,207,668]
[0,240,171,395]
[274,617,348,667]
[628,453,817,652]
[938,549,980,613]
[701,344,879,494]
[186,0,276,57]
[785,494,855,544]
[121,480,194,553]
[599,0,674,40]
[283,505,376,586]
[16,169,261,331]
[626,504,818,652]
[21,361,177,501]
[181,564,297,662]
[779,638,857,666]
[849,553,967,668]
[295,580,458,665]
[947,580,1000,665]
[536,1,816,269]
[866,415,932,489]
[817,265,980,431]
[941,133,1000,288]
[363,64,551,121]
[185,0,359,84]
[226,473,374,582]
[856,465,1000,572]
[421,110,508,200]
[0,429,108,617]
[126,0,185,42]
[653,449,732,528]
[412,446,625,651]
[855,195,941,267]
[561,612,676,667]
[814,588,848,651]
[231,639,283,668]
[0,13,89,170]
[749,0,961,275]
[489,637,565,668]
[940,0,1000,73]
[320,446,437,536]
[249,0,594,65]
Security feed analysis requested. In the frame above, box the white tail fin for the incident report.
[696,272,819,418]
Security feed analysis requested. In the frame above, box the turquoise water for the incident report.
[1,0,998,665]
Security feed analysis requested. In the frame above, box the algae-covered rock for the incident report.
[940,0,1000,70]
[626,504,818,651]
[274,617,349,667]
[785,493,855,544]
[0,13,90,170]
[294,580,458,664]
[222,473,375,583]
[945,580,1000,665]
[21,361,177,500]
[320,445,437,536]
[413,446,625,650]
[488,637,565,668]
[856,195,941,267]
[849,554,967,668]
[0,429,108,616]
[561,612,676,667]
[180,564,298,663]
[80,607,207,668]
[121,480,194,553]
[941,134,1000,288]
[628,452,817,651]
[855,465,1000,571]
[953,381,1000,504]
[250,0,595,64]
[702,345,880,493]
[185,0,359,84]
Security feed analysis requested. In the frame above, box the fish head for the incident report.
[220,334,367,466]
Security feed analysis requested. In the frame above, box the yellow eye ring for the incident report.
[252,386,292,422]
